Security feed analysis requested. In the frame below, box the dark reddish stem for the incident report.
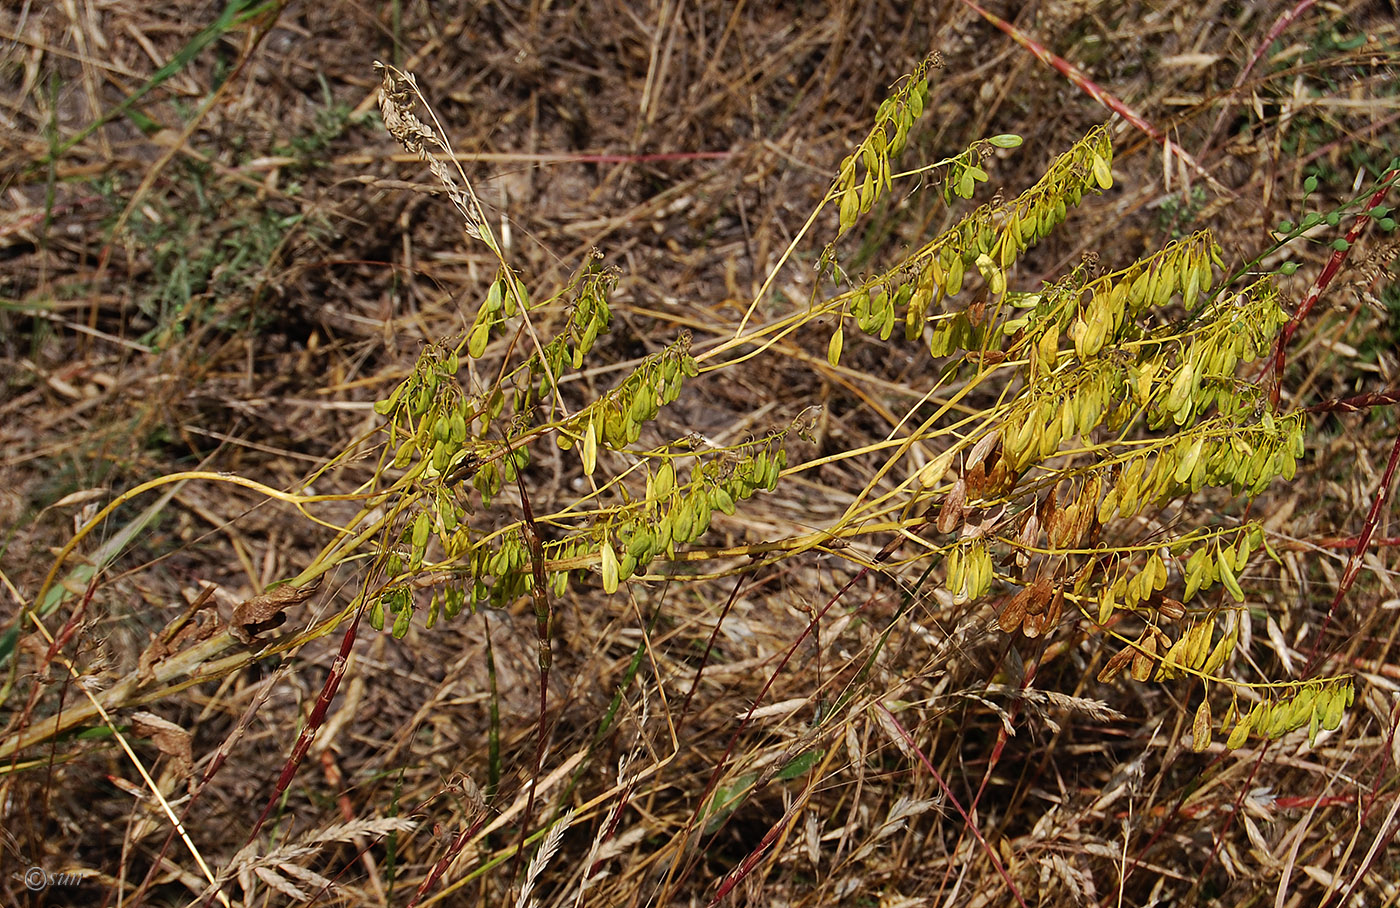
[958,0,1162,142]
[406,812,491,908]
[956,0,1219,189]
[1305,386,1400,415]
[1301,426,1400,677]
[660,530,911,904]
[510,459,555,891]
[876,703,1029,908]
[1265,167,1399,408]
[1199,1,1316,157]
[202,585,366,907]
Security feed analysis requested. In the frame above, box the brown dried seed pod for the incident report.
[966,431,1001,473]
[1156,596,1186,621]
[1016,511,1040,551]
[1045,585,1064,627]
[937,477,967,534]
[999,589,1030,633]
[1098,645,1135,683]
[1026,577,1053,615]
[1191,699,1213,752]
[964,461,989,498]
[1130,633,1157,682]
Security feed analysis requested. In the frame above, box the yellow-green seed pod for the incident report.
[971,544,994,598]
[1174,435,1205,485]
[449,411,468,444]
[711,487,736,516]
[1038,325,1058,368]
[1319,687,1345,731]
[485,278,504,313]
[655,461,676,499]
[1225,712,1251,749]
[828,326,844,366]
[1165,360,1196,413]
[412,509,432,551]
[600,540,620,594]
[905,289,928,340]
[582,418,598,476]
[1216,549,1244,602]
[945,545,964,596]
[672,499,694,543]
[1201,623,1237,675]
[1097,584,1116,624]
[627,528,654,560]
[629,389,651,425]
[1092,153,1112,189]
[878,295,896,340]
[1128,269,1149,308]
[468,321,490,358]
[1183,259,1201,310]
[373,386,402,416]
[693,499,712,537]
[946,253,965,297]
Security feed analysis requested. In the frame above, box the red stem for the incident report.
[876,703,1029,908]
[1265,167,1400,408]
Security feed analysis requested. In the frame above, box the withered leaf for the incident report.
[138,585,220,679]
[131,711,193,776]
[231,578,321,644]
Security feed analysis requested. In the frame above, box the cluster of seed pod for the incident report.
[1098,552,1169,623]
[1224,677,1354,748]
[944,541,994,601]
[559,334,697,466]
[464,270,533,358]
[1099,615,1238,687]
[601,443,788,592]
[1092,411,1303,525]
[941,134,1023,207]
[1110,230,1219,325]
[1177,522,1267,603]
[438,439,792,610]
[997,576,1065,638]
[1000,361,1130,472]
[534,263,614,387]
[831,126,1114,367]
[1148,279,1289,429]
[834,53,939,236]
[945,123,1113,289]
[369,585,416,637]
[374,344,458,423]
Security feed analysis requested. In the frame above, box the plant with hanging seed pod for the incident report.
[21,56,1386,896]
[368,59,1359,757]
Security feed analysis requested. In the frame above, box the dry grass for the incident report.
[3,2,1400,906]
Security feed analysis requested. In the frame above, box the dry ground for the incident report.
[2,1,1399,906]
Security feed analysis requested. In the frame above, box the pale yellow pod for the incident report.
[1191,699,1212,752]
[600,539,620,594]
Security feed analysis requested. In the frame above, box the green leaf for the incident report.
[777,748,825,780]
